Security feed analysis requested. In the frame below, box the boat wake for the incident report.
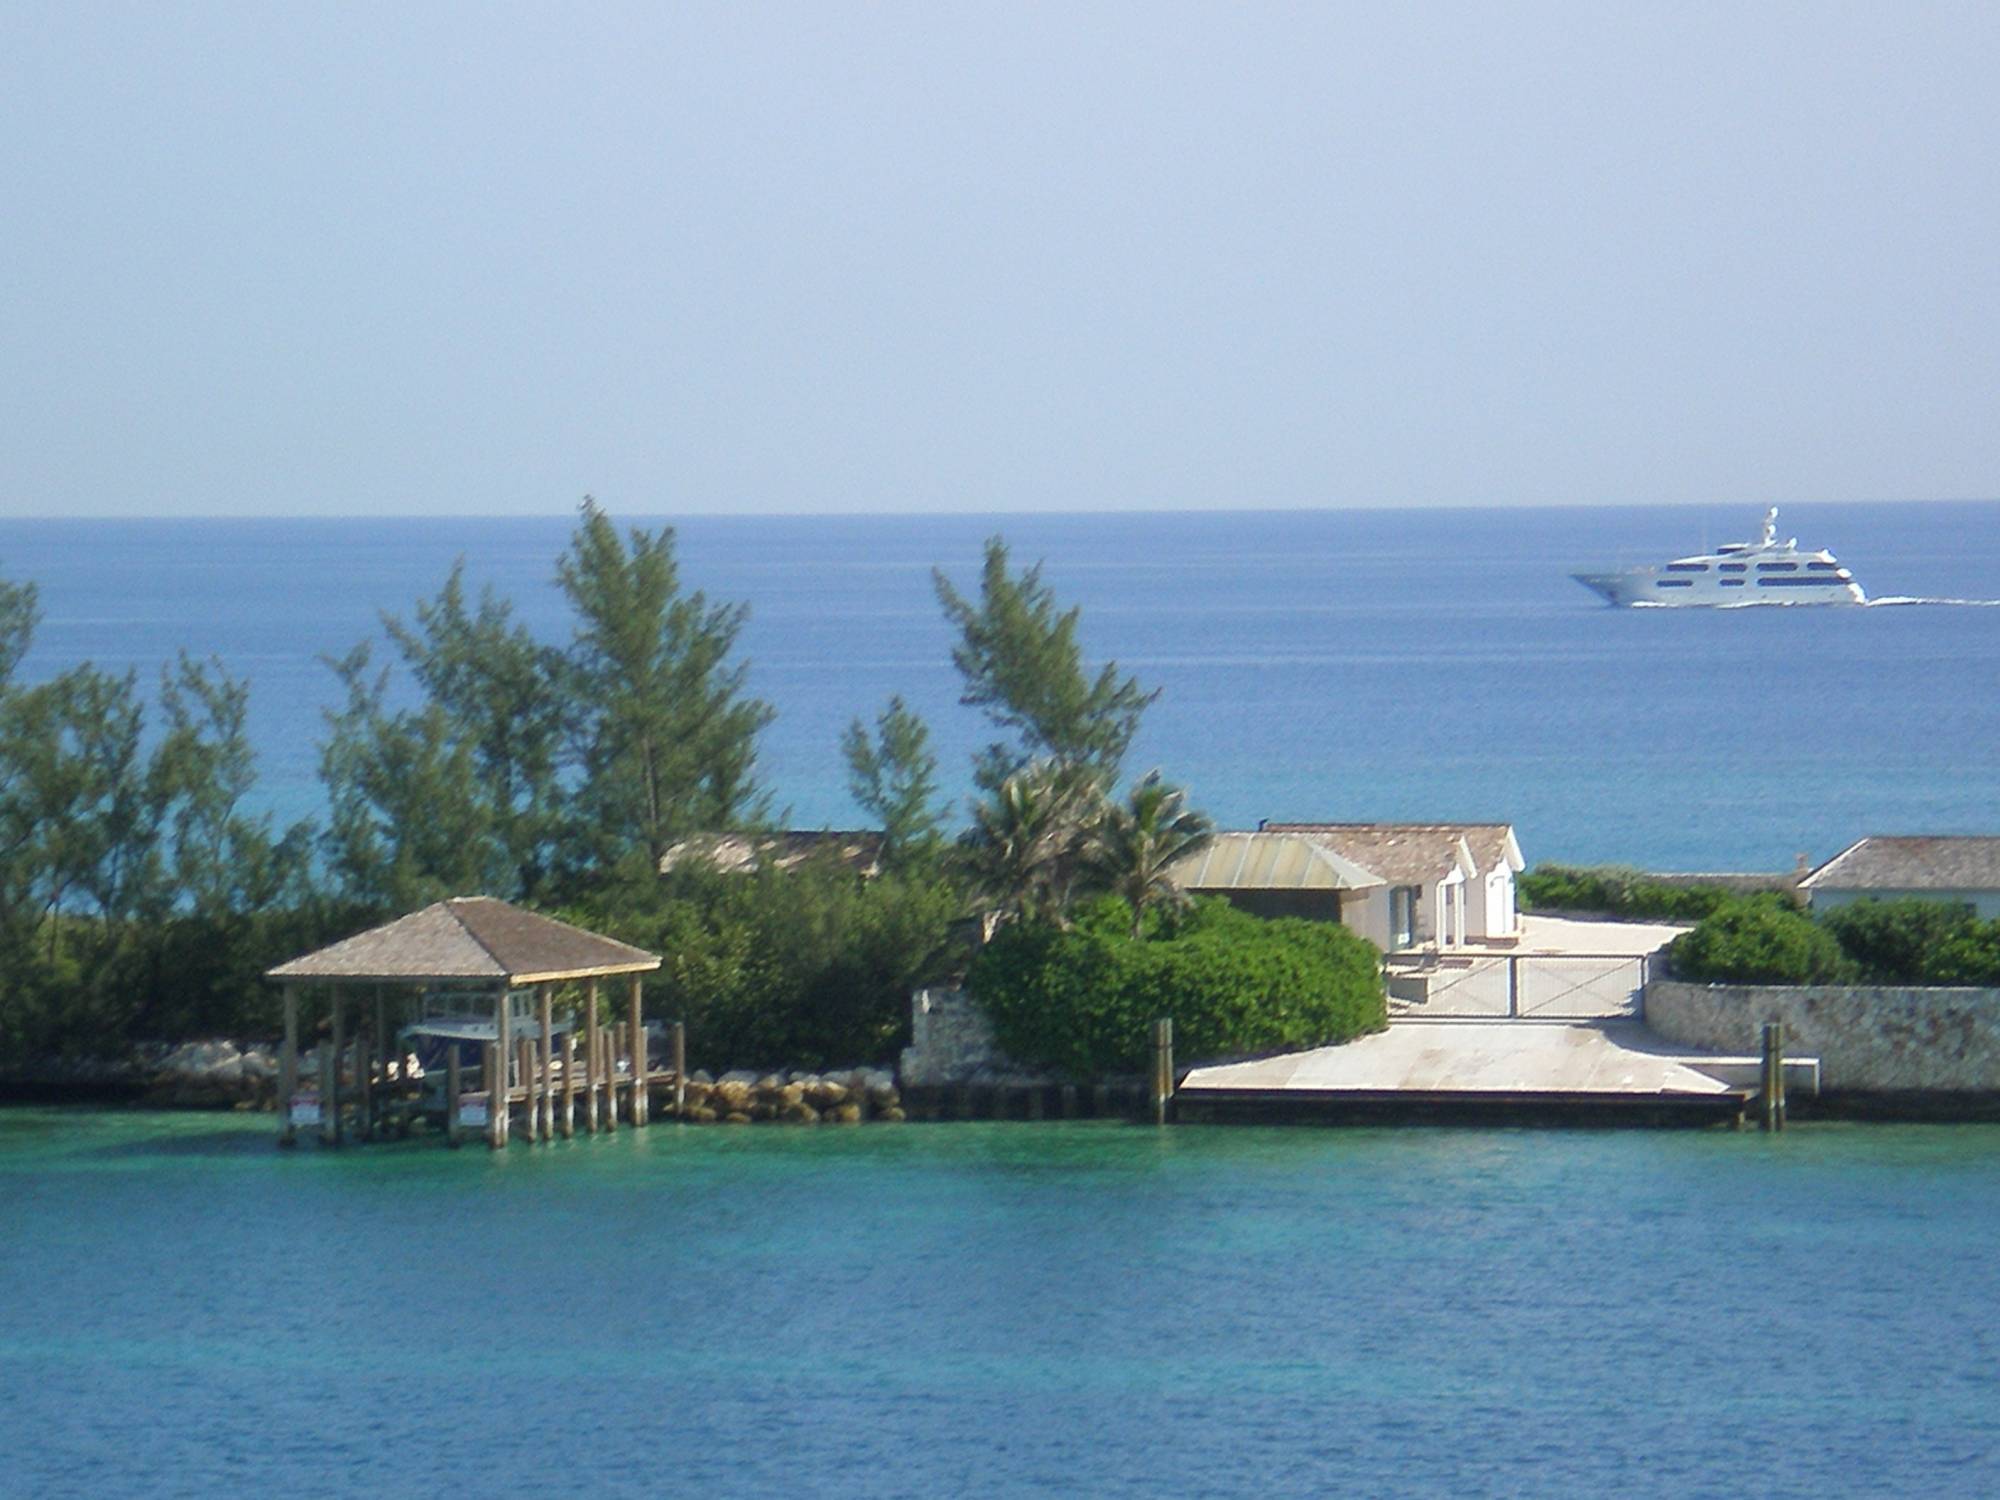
[1631,595,2000,610]
[1863,596,2000,608]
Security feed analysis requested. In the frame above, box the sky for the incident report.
[2,2,1997,518]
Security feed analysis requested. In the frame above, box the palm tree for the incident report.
[1092,771,1213,938]
[963,759,1104,930]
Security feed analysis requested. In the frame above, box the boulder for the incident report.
[828,1102,863,1125]
[876,1106,907,1123]
[712,1079,753,1111]
[867,1083,901,1109]
[721,1111,753,1125]
[805,1081,847,1110]
[749,1101,780,1122]
[779,1100,820,1124]
[685,1105,719,1124]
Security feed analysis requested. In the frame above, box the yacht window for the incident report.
[1720,579,1746,587]
[1758,575,1845,587]
[1655,579,1694,588]
[1665,562,1708,573]
[1719,562,1747,572]
[1807,561,1839,570]
[1757,562,1798,571]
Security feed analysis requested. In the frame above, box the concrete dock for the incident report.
[1175,1018,1817,1125]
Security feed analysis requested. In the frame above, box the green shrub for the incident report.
[1920,922,2000,986]
[1518,864,1774,923]
[584,861,962,1071]
[1818,898,1976,983]
[1666,902,1855,985]
[968,895,1385,1079]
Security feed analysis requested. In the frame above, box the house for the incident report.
[1800,836,2000,918]
[1168,821,1526,952]
[658,830,885,879]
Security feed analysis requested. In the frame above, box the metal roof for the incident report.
[1168,832,1387,892]
[267,897,661,985]
[1802,836,2000,892]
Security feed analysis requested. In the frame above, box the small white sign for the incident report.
[288,1096,322,1127]
[458,1095,489,1128]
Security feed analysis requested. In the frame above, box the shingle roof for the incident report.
[659,830,885,878]
[267,897,661,984]
[1802,836,2000,892]
[1260,823,1523,884]
[1169,832,1387,892]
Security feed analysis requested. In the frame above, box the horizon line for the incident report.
[2,494,1996,523]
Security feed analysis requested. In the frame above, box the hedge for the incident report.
[967,895,1385,1079]
[1518,864,1775,923]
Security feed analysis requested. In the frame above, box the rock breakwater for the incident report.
[677,1067,904,1124]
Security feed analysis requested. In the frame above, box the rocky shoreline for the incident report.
[1,1041,914,1123]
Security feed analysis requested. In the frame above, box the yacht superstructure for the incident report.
[1571,509,1865,607]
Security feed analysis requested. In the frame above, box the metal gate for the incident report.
[1386,952,1650,1020]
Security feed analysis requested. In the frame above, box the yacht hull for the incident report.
[1571,568,1865,607]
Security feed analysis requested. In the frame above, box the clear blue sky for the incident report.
[3,2,1996,517]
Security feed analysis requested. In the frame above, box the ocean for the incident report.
[2,500,1998,870]
[2,1110,1996,1498]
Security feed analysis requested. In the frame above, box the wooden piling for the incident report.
[358,1022,375,1141]
[492,988,511,1148]
[279,984,299,1147]
[671,1020,686,1120]
[326,992,344,1146]
[604,1021,619,1133]
[628,976,648,1127]
[538,985,555,1142]
[584,979,601,1134]
[447,1046,463,1148]
[561,1030,577,1139]
[1762,1021,1787,1132]
[1152,1017,1174,1126]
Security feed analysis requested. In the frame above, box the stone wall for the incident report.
[1647,978,2000,1091]
[899,986,1050,1088]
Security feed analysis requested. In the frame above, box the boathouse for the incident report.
[266,896,664,1149]
[1169,822,1525,952]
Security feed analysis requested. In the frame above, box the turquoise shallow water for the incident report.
[2,1111,1997,1498]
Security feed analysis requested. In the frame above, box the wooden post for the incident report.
[561,1030,577,1139]
[1761,1021,1786,1132]
[492,988,511,1148]
[516,1037,533,1141]
[358,1019,375,1142]
[1152,1017,1174,1126]
[279,984,299,1147]
[327,991,344,1146]
[628,975,648,1127]
[375,989,389,1088]
[605,1021,620,1133]
[447,1045,463,1148]
[1507,956,1520,1018]
[538,985,555,1142]
[585,979,601,1134]
[671,1020,687,1119]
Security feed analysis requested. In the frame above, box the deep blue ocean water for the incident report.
[2,1111,1997,1499]
[3,501,1998,869]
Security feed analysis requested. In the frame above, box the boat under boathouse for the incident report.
[266,897,665,1149]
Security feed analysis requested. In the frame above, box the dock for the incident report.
[1174,1020,1819,1127]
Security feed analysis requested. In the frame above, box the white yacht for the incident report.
[1572,508,1865,607]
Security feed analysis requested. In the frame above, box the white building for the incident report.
[1800,836,2000,918]
[1168,822,1526,952]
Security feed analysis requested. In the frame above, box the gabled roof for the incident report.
[1260,822,1524,884]
[660,830,885,878]
[1802,836,2000,893]
[267,897,661,985]
[1168,832,1387,892]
